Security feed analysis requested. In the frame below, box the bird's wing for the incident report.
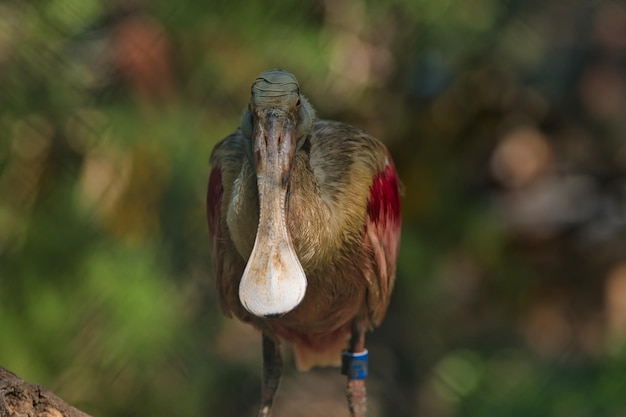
[364,160,402,326]
[207,164,222,264]
[207,163,231,315]
[207,135,247,317]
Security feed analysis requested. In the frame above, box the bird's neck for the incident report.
[285,152,345,271]
[226,146,365,273]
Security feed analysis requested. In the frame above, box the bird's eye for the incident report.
[296,98,301,108]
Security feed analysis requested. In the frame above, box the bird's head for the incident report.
[238,69,314,319]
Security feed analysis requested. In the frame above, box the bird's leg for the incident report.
[257,334,282,417]
[342,324,368,417]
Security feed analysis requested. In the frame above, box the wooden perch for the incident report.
[0,367,92,417]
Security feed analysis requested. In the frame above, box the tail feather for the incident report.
[291,331,350,371]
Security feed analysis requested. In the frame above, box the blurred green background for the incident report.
[3,0,626,416]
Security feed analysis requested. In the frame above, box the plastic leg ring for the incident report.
[341,349,368,379]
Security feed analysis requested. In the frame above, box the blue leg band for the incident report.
[341,349,368,379]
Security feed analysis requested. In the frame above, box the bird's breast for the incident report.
[226,158,359,274]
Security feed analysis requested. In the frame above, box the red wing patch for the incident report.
[367,163,401,226]
[364,161,402,325]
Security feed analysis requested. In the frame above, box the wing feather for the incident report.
[207,167,222,250]
[207,135,249,318]
[364,160,402,325]
[206,165,232,315]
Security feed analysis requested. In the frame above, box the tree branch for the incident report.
[0,366,92,417]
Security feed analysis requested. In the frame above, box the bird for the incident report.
[207,69,401,417]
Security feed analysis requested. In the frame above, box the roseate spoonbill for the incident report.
[207,69,401,417]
